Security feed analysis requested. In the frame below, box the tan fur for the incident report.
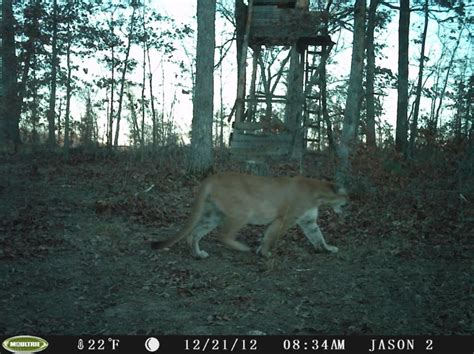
[150,172,348,259]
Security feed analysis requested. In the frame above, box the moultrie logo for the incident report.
[2,335,49,353]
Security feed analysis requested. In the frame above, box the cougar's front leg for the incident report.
[297,210,338,253]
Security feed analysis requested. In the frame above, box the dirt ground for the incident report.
[0,150,472,335]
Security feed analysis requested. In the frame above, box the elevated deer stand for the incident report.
[229,0,333,175]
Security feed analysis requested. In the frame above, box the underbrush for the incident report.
[0,144,472,335]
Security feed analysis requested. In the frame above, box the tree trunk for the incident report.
[47,0,58,147]
[57,97,63,143]
[190,0,216,173]
[82,91,93,145]
[30,57,39,145]
[433,28,463,131]
[336,0,366,187]
[219,47,225,148]
[453,67,467,141]
[428,59,442,133]
[126,91,140,146]
[395,0,410,155]
[234,0,252,123]
[465,75,473,141]
[141,11,146,150]
[146,41,157,148]
[319,1,335,151]
[247,48,259,123]
[64,22,72,158]
[16,0,41,147]
[0,2,4,146]
[114,5,137,147]
[408,0,428,157]
[319,47,335,151]
[235,0,247,89]
[365,0,379,147]
[1,0,21,149]
[107,12,116,147]
[286,46,304,159]
[108,56,115,146]
[160,63,166,145]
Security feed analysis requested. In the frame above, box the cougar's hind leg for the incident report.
[257,217,289,258]
[188,202,221,259]
[217,217,249,252]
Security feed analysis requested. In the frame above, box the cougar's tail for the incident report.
[150,178,212,250]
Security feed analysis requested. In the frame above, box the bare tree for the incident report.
[46,0,58,147]
[1,0,21,149]
[64,17,73,158]
[365,0,379,147]
[408,0,428,157]
[107,11,116,147]
[286,46,304,159]
[17,0,41,145]
[319,0,335,151]
[146,44,158,148]
[432,27,464,132]
[190,0,216,173]
[395,0,410,155]
[114,4,138,147]
[336,0,366,186]
[235,0,247,88]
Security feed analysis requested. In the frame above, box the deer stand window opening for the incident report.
[229,0,334,172]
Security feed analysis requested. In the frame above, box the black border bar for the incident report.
[0,335,472,354]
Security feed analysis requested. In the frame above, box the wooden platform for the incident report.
[249,7,330,47]
[229,130,292,158]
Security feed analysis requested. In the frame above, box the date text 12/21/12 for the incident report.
[185,338,258,351]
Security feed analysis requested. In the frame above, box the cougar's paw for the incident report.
[326,245,339,253]
[256,246,272,258]
[194,250,209,259]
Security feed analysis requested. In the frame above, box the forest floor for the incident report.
[0,147,473,335]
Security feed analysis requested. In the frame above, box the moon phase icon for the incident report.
[145,337,160,352]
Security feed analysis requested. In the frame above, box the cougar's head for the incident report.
[328,184,348,215]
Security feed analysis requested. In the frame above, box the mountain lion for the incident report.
[151,172,347,258]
